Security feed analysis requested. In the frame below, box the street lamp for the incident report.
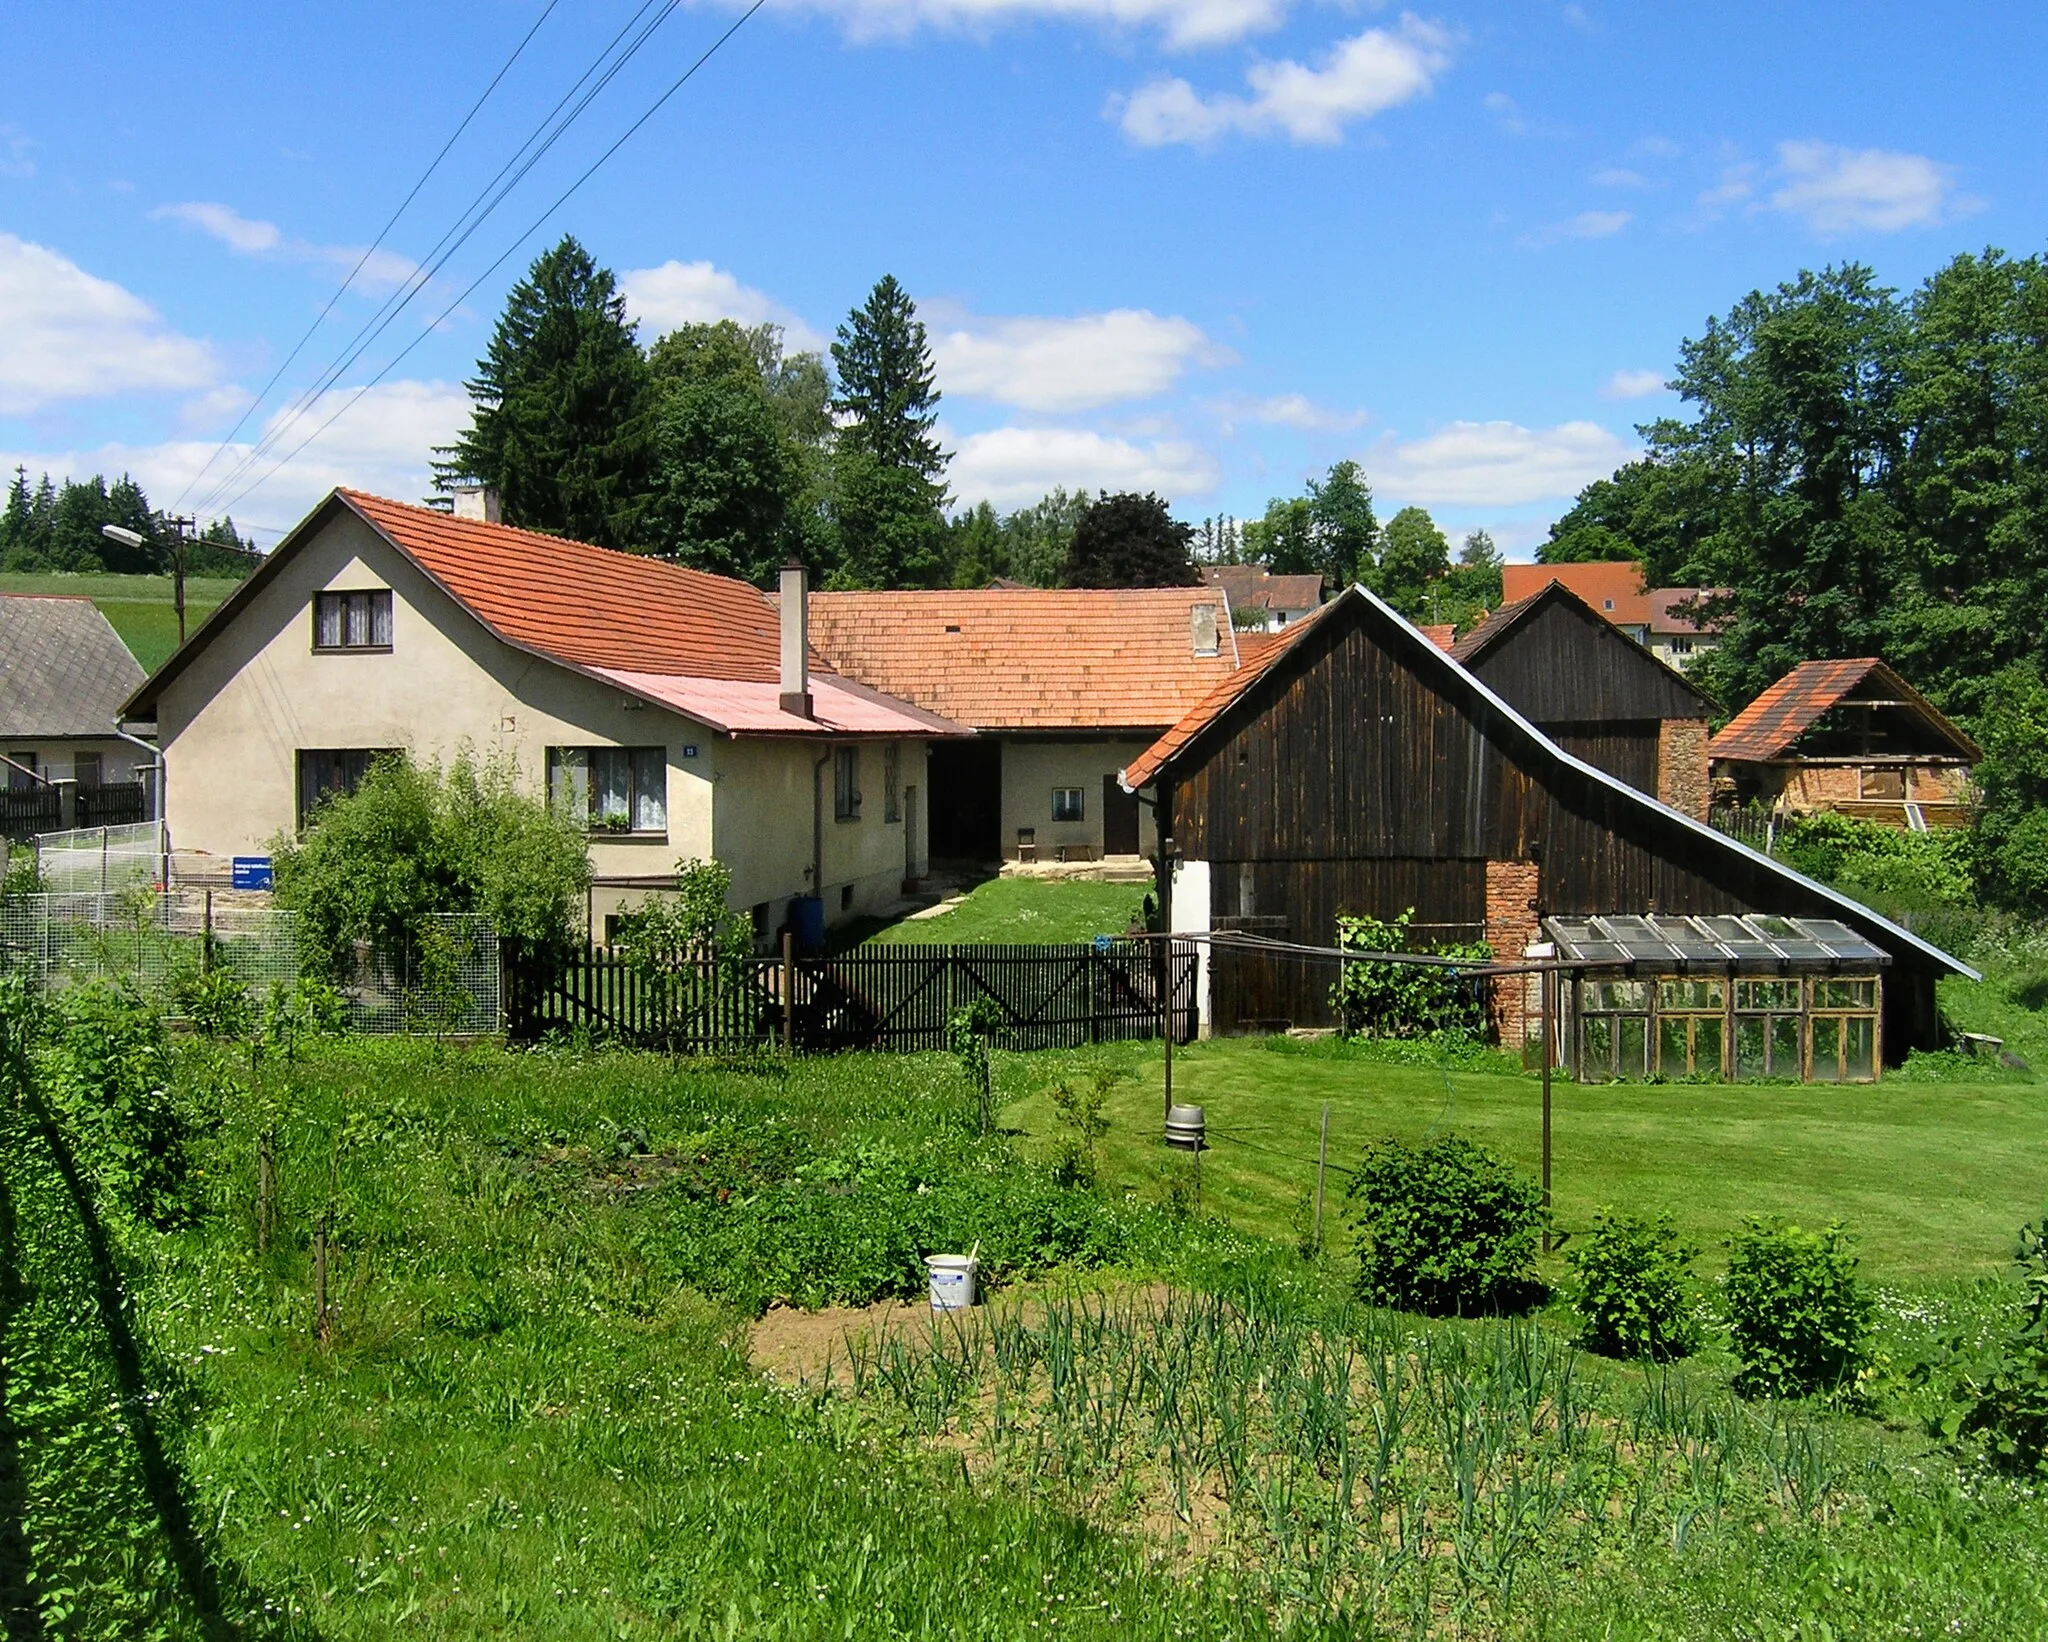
[102,519,190,645]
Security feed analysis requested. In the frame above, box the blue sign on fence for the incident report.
[1092,933,1112,953]
[231,856,273,891]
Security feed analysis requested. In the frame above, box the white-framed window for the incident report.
[1052,786,1085,823]
[883,743,901,823]
[313,589,393,651]
[835,746,861,821]
[547,746,667,834]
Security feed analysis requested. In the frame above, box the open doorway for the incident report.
[927,739,1002,863]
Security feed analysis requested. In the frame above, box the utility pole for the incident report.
[101,515,194,645]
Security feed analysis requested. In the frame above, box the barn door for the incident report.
[1102,775,1140,856]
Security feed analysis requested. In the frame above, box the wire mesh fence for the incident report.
[0,891,500,1036]
[31,821,166,894]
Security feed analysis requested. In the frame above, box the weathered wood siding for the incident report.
[1162,602,1944,1049]
[1541,722,1660,798]
[1461,595,1710,724]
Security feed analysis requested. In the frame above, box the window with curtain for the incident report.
[313,589,394,650]
[547,746,667,833]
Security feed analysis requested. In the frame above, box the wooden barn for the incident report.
[1119,587,1971,1072]
[1450,581,1717,818]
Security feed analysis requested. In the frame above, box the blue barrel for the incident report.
[790,893,825,955]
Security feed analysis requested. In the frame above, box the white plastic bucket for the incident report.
[926,1253,978,1311]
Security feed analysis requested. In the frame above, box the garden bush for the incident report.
[1933,1207,2048,1474]
[1345,1132,1546,1316]
[1566,1208,1701,1360]
[42,980,194,1226]
[1329,909,1492,1041]
[1724,1218,1874,1399]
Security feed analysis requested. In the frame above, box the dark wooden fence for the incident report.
[0,788,61,843]
[506,939,1199,1053]
[78,783,148,830]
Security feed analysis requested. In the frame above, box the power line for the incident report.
[171,0,567,513]
[192,0,689,520]
[209,0,771,522]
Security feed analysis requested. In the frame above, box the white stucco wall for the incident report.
[1170,857,1212,1037]
[0,739,149,787]
[999,738,1158,860]
[152,508,927,936]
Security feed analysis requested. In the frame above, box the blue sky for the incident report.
[1,1,2039,556]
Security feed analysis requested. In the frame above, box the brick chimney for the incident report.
[779,559,812,718]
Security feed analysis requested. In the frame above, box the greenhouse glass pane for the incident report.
[1659,1017,1690,1078]
[1845,1018,1875,1081]
[1694,1018,1723,1079]
[1736,1017,1766,1080]
[1584,1016,1613,1077]
[1771,1015,1801,1077]
[1810,1018,1842,1083]
[1619,1016,1649,1078]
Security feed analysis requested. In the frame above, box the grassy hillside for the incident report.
[0,572,243,670]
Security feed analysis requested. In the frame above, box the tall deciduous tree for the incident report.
[445,235,655,550]
[1377,506,1450,618]
[1062,491,1199,588]
[1307,460,1378,587]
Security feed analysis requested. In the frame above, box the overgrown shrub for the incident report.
[44,982,191,1226]
[273,747,589,981]
[1048,1067,1116,1186]
[1775,811,1974,915]
[1330,910,1491,1040]
[1723,1218,1873,1399]
[1345,1132,1546,1316]
[615,859,752,1047]
[1933,1207,2048,1473]
[949,997,1002,1135]
[168,962,253,1038]
[1566,1208,1701,1360]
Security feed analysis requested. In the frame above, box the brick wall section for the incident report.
[1657,718,1710,820]
[1483,860,1541,1049]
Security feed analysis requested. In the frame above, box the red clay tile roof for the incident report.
[1418,622,1458,652]
[340,491,790,681]
[1709,658,1982,763]
[1120,598,1342,789]
[1502,562,1649,624]
[804,587,1242,732]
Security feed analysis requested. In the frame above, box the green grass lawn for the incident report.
[0,571,241,670]
[862,873,1149,945]
[1003,1034,2048,1283]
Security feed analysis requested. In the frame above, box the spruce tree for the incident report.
[445,236,654,549]
[831,275,945,484]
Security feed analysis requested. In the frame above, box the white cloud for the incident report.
[1518,208,1631,249]
[1767,140,1971,235]
[150,200,418,291]
[1600,368,1666,400]
[930,309,1225,412]
[4,379,469,538]
[1214,392,1367,433]
[1592,167,1648,188]
[620,259,826,352]
[1369,419,1633,507]
[0,234,221,415]
[945,425,1219,509]
[771,0,1285,50]
[1116,16,1450,146]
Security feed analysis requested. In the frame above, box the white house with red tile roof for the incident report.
[121,490,967,939]
[804,586,1241,863]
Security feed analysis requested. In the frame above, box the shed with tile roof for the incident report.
[121,490,967,937]
[806,587,1239,864]
[1118,586,1970,1066]
[1709,658,1979,830]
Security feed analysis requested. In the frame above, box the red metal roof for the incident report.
[805,587,1242,732]
[1709,658,1981,764]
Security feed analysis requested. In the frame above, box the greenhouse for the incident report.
[1542,914,1889,1084]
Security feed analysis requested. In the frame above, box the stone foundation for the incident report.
[1483,859,1541,1049]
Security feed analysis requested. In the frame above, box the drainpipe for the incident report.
[110,721,167,887]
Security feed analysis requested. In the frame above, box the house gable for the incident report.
[1451,583,1716,725]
